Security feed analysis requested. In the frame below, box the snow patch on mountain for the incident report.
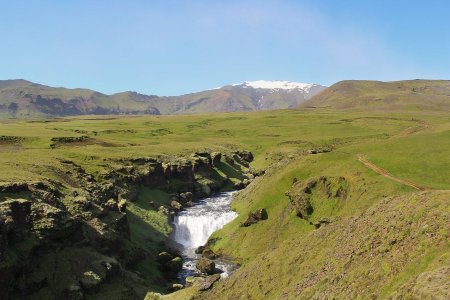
[232,80,317,92]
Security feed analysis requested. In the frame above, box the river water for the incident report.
[171,191,238,282]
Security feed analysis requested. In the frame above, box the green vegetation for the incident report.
[303,79,450,112]
[0,87,449,299]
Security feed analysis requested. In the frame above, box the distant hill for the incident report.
[0,79,326,118]
[301,80,450,111]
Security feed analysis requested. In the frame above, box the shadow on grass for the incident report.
[126,208,169,291]
[215,161,246,181]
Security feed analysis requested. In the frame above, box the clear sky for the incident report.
[1,0,449,95]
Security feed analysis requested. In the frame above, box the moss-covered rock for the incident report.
[202,248,217,259]
[198,274,221,291]
[285,176,348,220]
[196,257,215,275]
[241,208,268,227]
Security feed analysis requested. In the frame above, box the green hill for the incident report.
[302,80,450,111]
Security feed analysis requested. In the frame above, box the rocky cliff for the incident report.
[0,150,256,299]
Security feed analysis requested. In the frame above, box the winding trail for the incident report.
[357,155,427,191]
[396,120,432,137]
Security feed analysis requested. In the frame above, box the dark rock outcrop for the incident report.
[202,248,217,259]
[0,199,31,255]
[211,152,222,166]
[285,176,348,220]
[241,208,268,227]
[195,245,206,254]
[157,252,183,274]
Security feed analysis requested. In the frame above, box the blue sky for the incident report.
[0,0,449,95]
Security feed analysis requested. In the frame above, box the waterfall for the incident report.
[171,191,238,280]
[173,192,237,249]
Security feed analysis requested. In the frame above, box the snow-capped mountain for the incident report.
[203,80,327,111]
[234,80,318,92]
[0,79,327,118]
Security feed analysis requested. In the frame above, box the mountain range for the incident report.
[0,79,326,119]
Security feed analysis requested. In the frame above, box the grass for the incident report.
[304,80,450,112]
[1,107,449,299]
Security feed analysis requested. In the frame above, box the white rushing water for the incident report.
[171,191,238,280]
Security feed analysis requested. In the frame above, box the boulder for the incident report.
[197,274,221,291]
[202,248,217,259]
[158,254,183,274]
[79,270,104,294]
[238,150,254,162]
[195,245,206,254]
[241,208,268,227]
[171,283,184,292]
[157,252,173,264]
[185,276,198,287]
[179,192,194,203]
[196,257,215,275]
[167,257,183,273]
[233,181,246,190]
[170,200,183,211]
[158,206,170,215]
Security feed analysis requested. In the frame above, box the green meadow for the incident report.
[1,108,449,299]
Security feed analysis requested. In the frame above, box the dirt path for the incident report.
[357,155,427,191]
[396,120,432,137]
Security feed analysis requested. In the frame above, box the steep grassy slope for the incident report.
[0,107,449,298]
[205,189,449,299]
[198,112,450,299]
[302,80,450,111]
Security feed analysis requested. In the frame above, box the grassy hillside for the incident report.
[0,106,449,298]
[0,80,325,119]
[201,117,450,298]
[302,80,450,111]
[195,108,450,299]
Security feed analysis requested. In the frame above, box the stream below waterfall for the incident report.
[170,191,238,282]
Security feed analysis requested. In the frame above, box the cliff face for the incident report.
[0,150,256,299]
